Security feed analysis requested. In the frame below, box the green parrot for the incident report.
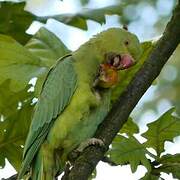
[18,28,142,179]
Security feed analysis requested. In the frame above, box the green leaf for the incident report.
[141,172,160,180]
[25,27,70,95]
[25,27,70,67]
[0,80,32,116]
[0,34,46,92]
[0,153,5,168]
[0,2,36,44]
[0,2,124,36]
[1,26,69,94]
[120,117,139,135]
[80,0,90,6]
[0,2,124,40]
[88,168,97,180]
[142,108,180,156]
[109,135,151,173]
[158,154,180,179]
[0,101,34,170]
[0,56,35,171]
[38,5,123,30]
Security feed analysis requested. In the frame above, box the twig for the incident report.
[101,156,118,166]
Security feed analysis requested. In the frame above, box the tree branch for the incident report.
[65,2,180,180]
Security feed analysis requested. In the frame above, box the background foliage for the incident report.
[0,0,179,179]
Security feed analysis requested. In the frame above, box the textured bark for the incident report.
[65,2,180,180]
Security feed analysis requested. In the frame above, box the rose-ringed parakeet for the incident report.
[18,28,142,179]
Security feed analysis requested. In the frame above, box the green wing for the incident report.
[18,55,77,178]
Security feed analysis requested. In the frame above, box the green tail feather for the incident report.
[31,143,58,180]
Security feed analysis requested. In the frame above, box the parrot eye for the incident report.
[124,40,129,46]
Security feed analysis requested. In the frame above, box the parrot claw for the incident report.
[69,138,104,161]
[76,138,104,152]
[87,138,104,146]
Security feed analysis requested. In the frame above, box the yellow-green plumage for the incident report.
[18,28,141,179]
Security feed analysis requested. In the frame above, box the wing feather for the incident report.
[18,55,77,178]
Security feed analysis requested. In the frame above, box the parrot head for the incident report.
[95,28,142,88]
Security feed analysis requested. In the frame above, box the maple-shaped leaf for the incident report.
[0,2,35,44]
[0,102,34,170]
[157,154,180,179]
[109,135,151,173]
[142,108,180,157]
[141,172,160,180]
[0,80,32,116]
[25,27,70,68]
[120,117,139,135]
[38,5,123,30]
[0,34,45,92]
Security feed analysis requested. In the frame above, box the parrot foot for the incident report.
[76,138,104,152]
[68,138,104,162]
[61,162,71,180]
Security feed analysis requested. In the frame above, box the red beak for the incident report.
[118,54,135,70]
